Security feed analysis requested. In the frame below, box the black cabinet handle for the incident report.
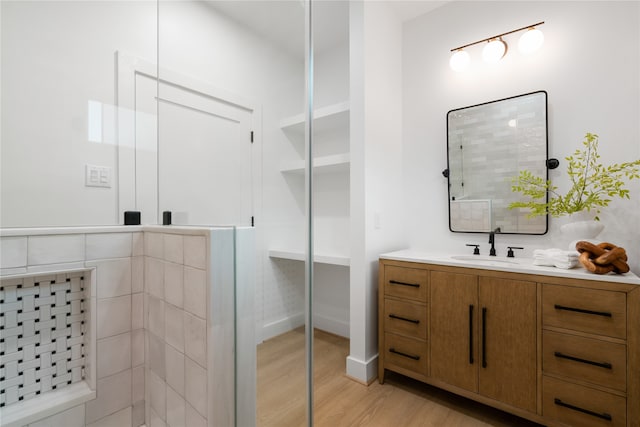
[388,314,420,324]
[389,348,420,361]
[554,398,612,421]
[469,305,474,364]
[389,280,420,288]
[554,352,612,369]
[481,307,487,368]
[554,304,612,318]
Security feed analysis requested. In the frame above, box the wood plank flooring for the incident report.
[257,328,544,427]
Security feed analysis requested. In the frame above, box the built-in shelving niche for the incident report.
[271,101,351,267]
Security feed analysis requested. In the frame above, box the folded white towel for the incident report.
[532,249,580,269]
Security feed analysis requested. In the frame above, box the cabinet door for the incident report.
[479,277,537,413]
[430,271,478,392]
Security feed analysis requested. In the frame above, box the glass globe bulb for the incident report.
[518,28,544,54]
[482,38,507,64]
[449,50,470,72]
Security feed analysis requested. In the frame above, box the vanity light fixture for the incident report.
[450,21,544,71]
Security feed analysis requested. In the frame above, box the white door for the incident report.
[134,72,254,226]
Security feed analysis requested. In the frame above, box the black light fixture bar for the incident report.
[450,21,545,52]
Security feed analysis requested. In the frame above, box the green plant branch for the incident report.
[509,133,640,219]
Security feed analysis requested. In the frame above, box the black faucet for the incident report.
[488,227,501,256]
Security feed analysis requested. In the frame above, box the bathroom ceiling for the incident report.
[208,0,447,58]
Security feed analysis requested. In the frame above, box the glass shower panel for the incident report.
[157,1,308,426]
[310,2,351,424]
[0,1,156,228]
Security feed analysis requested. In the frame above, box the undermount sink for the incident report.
[450,255,520,265]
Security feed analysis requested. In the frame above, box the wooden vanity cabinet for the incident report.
[378,257,640,427]
[430,271,537,413]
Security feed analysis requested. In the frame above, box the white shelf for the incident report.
[280,101,350,134]
[280,153,350,174]
[268,249,350,266]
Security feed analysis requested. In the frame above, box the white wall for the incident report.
[403,1,640,273]
[1,1,156,227]
[348,0,407,383]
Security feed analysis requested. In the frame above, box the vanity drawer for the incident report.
[542,284,626,338]
[543,330,626,392]
[543,376,626,427]
[384,298,427,340]
[383,265,428,302]
[384,332,427,376]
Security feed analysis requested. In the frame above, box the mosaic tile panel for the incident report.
[0,272,86,407]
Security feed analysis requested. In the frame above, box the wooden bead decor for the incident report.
[575,241,630,274]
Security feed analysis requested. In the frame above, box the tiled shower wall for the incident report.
[0,230,145,427]
[1,226,254,427]
[143,231,210,427]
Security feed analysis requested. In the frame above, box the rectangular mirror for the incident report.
[446,91,548,234]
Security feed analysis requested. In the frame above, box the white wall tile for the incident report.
[132,256,144,293]
[97,332,131,378]
[132,232,144,257]
[164,234,183,264]
[97,295,132,339]
[86,406,132,427]
[183,267,206,319]
[164,262,183,308]
[86,233,132,260]
[148,368,167,421]
[146,257,165,299]
[28,403,85,427]
[184,357,207,418]
[27,234,84,265]
[144,232,163,259]
[148,406,167,427]
[92,258,132,299]
[85,369,132,424]
[183,236,206,269]
[147,295,165,339]
[147,332,166,380]
[0,236,27,268]
[164,303,184,352]
[132,365,145,403]
[132,401,145,427]
[166,385,186,427]
[132,292,144,331]
[185,402,206,427]
[131,328,145,368]
[1,266,27,275]
[165,344,185,396]
[184,313,206,368]
[27,261,85,274]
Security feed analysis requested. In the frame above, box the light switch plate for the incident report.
[85,164,112,188]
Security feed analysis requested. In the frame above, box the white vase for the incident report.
[560,212,605,251]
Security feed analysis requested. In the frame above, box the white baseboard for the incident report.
[313,313,349,338]
[346,354,378,384]
[260,312,304,342]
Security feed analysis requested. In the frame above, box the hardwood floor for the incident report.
[257,328,544,427]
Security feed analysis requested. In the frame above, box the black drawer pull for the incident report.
[554,398,612,421]
[389,280,420,288]
[554,352,613,369]
[468,305,474,365]
[389,348,420,361]
[481,307,487,368]
[554,304,612,318]
[388,314,420,324]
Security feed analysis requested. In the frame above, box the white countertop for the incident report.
[380,249,640,286]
